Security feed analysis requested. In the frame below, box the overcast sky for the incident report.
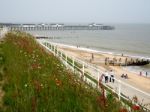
[0,0,150,23]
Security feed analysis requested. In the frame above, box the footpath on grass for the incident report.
[0,31,127,112]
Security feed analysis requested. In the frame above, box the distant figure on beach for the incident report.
[109,70,115,83]
[105,71,109,83]
[91,53,94,60]
[146,72,148,77]
[77,45,80,48]
[111,75,115,83]
[140,71,142,76]
[121,74,124,78]
[124,74,128,79]
[121,74,128,79]
[110,74,115,83]
[119,58,121,62]
[121,53,123,57]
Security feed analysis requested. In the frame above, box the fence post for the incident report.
[49,44,51,49]
[55,46,57,56]
[52,44,53,51]
[54,45,55,56]
[51,44,53,51]
[48,43,49,48]
[65,54,68,66]
[118,80,121,100]
[82,62,85,80]
[61,51,62,59]
[72,57,75,72]
[97,71,100,88]
[57,47,59,56]
[50,44,51,49]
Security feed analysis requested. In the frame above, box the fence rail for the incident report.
[38,40,150,111]
[0,27,9,38]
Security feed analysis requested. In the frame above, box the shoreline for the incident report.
[43,40,150,77]
[45,39,150,60]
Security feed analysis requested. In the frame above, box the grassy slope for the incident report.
[0,32,122,112]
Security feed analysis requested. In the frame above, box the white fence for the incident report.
[0,27,9,38]
[39,40,150,111]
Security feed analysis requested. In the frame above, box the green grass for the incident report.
[84,72,98,84]
[0,31,124,112]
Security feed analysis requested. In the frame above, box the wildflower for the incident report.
[24,84,28,87]
[38,66,41,69]
[132,105,140,111]
[55,78,62,87]
[20,50,23,53]
[40,84,43,88]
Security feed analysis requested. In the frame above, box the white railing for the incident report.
[0,27,9,38]
[38,40,150,111]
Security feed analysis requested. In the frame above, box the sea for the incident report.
[27,24,150,77]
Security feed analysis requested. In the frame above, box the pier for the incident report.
[0,23,115,31]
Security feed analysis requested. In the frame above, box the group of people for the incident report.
[140,71,148,77]
[121,74,128,79]
[103,70,115,83]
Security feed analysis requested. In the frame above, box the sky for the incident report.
[0,0,150,23]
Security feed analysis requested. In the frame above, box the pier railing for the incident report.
[39,40,150,111]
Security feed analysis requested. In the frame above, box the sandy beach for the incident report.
[54,43,150,94]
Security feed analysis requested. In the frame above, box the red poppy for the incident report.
[55,78,62,87]
[132,105,140,110]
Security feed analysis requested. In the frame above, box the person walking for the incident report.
[146,72,148,77]
[125,74,128,79]
[92,53,94,60]
[140,71,142,76]
[111,75,115,83]
[121,74,124,78]
[105,71,109,83]
[110,70,115,83]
